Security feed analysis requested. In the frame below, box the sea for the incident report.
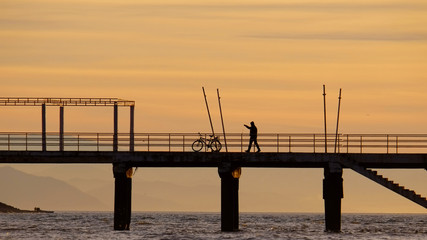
[0,212,426,240]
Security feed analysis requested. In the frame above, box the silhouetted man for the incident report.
[244,121,261,153]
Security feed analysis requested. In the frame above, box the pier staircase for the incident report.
[340,158,427,209]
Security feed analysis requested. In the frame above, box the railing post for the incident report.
[288,136,291,153]
[77,134,80,151]
[386,135,389,154]
[277,134,279,153]
[337,134,340,153]
[204,133,207,152]
[313,134,316,153]
[8,134,10,151]
[240,133,243,153]
[147,135,150,152]
[169,134,171,152]
[346,135,349,153]
[129,105,135,152]
[97,133,99,151]
[113,102,118,152]
[360,136,362,154]
[183,135,185,152]
[26,133,28,151]
[59,105,64,151]
[396,136,399,154]
[42,103,46,151]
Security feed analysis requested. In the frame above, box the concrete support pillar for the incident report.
[41,103,46,151]
[323,162,343,232]
[129,105,134,152]
[113,164,132,230]
[113,103,118,152]
[59,106,64,151]
[218,163,240,232]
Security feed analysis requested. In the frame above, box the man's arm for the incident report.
[244,124,250,129]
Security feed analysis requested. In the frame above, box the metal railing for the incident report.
[0,97,135,106]
[2,132,427,153]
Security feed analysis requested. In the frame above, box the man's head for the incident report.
[250,121,254,126]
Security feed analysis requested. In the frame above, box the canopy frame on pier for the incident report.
[0,97,135,152]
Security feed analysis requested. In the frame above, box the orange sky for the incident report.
[0,0,426,213]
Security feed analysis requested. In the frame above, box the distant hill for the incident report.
[0,201,52,213]
[0,166,107,211]
[0,201,23,213]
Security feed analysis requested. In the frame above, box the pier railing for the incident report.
[2,132,427,153]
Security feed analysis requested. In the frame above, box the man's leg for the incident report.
[254,139,261,152]
[246,138,253,152]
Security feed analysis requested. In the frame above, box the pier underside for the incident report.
[0,151,425,232]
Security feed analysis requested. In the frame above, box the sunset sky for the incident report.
[1,1,426,213]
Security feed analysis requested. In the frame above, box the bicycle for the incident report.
[192,133,222,152]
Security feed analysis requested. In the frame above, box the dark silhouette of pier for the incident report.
[0,97,426,232]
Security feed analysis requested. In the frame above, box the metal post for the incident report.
[288,136,291,152]
[218,164,240,232]
[202,87,215,136]
[59,106,64,151]
[334,89,342,153]
[323,165,343,232]
[113,103,118,152]
[346,135,349,153]
[277,134,279,153]
[42,103,46,151]
[337,134,340,153]
[129,105,135,152]
[313,134,316,153]
[205,133,207,152]
[113,164,132,230]
[240,134,243,152]
[396,136,399,153]
[386,135,389,154]
[217,89,228,152]
[323,85,327,153]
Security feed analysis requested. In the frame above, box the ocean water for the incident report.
[0,212,426,240]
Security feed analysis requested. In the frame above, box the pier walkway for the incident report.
[0,97,426,232]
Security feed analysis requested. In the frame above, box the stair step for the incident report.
[340,158,427,209]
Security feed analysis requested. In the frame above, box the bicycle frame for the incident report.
[198,134,216,150]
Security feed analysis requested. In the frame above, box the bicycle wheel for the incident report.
[210,139,222,152]
[192,139,204,152]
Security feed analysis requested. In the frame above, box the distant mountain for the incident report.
[0,166,107,211]
[0,201,52,213]
[88,179,220,211]
[0,201,23,213]
[4,165,425,213]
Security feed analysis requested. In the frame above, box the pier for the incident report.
[0,97,426,232]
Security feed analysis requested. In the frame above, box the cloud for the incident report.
[244,32,427,42]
